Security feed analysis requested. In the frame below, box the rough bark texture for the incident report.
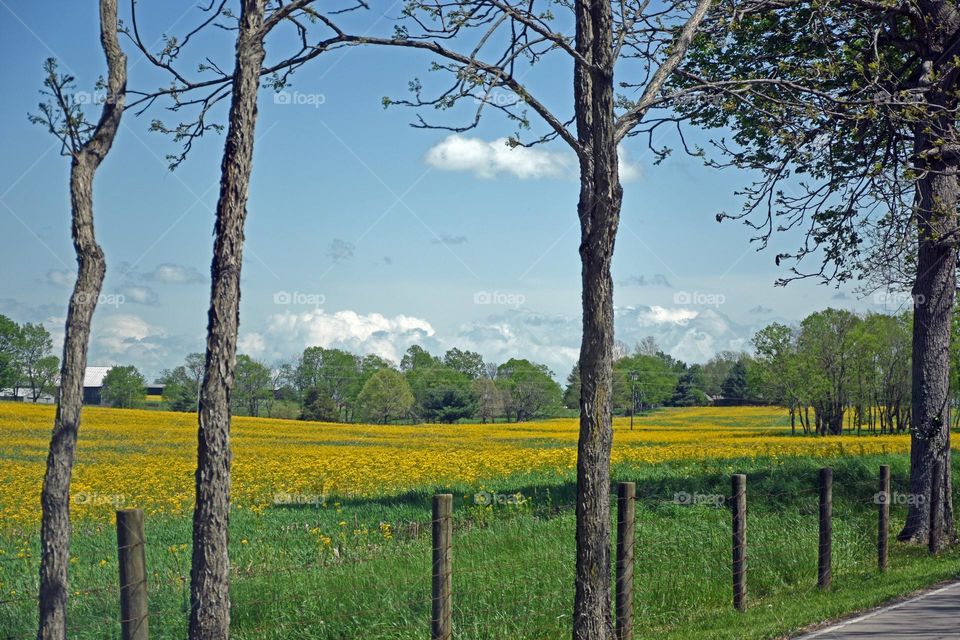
[899,0,960,545]
[188,2,265,637]
[36,2,126,638]
[573,1,621,638]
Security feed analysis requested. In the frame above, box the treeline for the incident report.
[159,345,564,423]
[0,315,59,401]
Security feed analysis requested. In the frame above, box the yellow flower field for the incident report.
[0,402,915,529]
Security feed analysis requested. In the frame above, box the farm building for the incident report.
[82,366,113,405]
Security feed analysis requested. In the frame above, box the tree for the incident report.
[419,368,478,423]
[473,376,504,423]
[126,2,385,628]
[101,365,145,409]
[563,364,581,410]
[798,309,861,436]
[160,366,198,412]
[233,355,273,417]
[752,323,807,433]
[356,369,414,424]
[443,348,486,379]
[672,365,709,407]
[720,361,749,406]
[363,2,714,630]
[0,315,20,390]
[31,1,126,634]
[701,351,741,398]
[675,0,958,544]
[14,323,56,401]
[613,354,677,412]
[29,356,60,403]
[301,387,340,422]
[496,359,562,422]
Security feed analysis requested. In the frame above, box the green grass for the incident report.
[2,454,959,639]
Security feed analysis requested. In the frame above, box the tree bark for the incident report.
[37,2,126,638]
[900,2,960,544]
[573,1,621,638]
[188,2,265,637]
[900,162,958,543]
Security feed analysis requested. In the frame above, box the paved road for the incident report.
[795,581,960,639]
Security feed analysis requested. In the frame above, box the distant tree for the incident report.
[798,309,861,435]
[671,365,709,407]
[720,361,749,406]
[101,366,145,409]
[356,369,414,424]
[442,348,485,379]
[473,376,504,423]
[496,359,562,422]
[0,315,18,390]
[701,351,741,398]
[159,353,204,412]
[401,344,440,372]
[233,355,273,417]
[159,366,199,412]
[563,364,581,410]
[29,356,60,402]
[613,354,676,412]
[419,368,478,423]
[14,323,56,401]
[301,387,340,422]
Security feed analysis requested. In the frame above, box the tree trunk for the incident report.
[900,166,958,543]
[36,3,125,638]
[900,33,959,539]
[573,1,621,638]
[188,2,265,638]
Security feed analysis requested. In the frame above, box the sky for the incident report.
[0,1,904,382]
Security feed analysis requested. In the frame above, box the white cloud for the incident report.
[118,284,159,306]
[636,305,699,326]
[424,134,642,182]
[46,270,74,288]
[425,135,571,179]
[143,263,205,285]
[240,309,437,364]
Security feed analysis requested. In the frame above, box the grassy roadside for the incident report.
[1,453,958,639]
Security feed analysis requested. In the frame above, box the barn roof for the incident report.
[83,366,113,388]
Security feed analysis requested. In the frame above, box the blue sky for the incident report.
[0,1,894,381]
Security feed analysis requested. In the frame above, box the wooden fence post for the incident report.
[616,482,636,640]
[732,474,747,612]
[878,465,889,571]
[116,509,149,640]
[432,494,453,640]
[929,460,942,555]
[818,468,832,591]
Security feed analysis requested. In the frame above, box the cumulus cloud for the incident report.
[239,309,437,364]
[425,135,571,179]
[143,263,205,285]
[425,134,642,182]
[118,284,159,306]
[46,269,74,288]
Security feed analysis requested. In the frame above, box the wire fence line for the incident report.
[0,463,957,639]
